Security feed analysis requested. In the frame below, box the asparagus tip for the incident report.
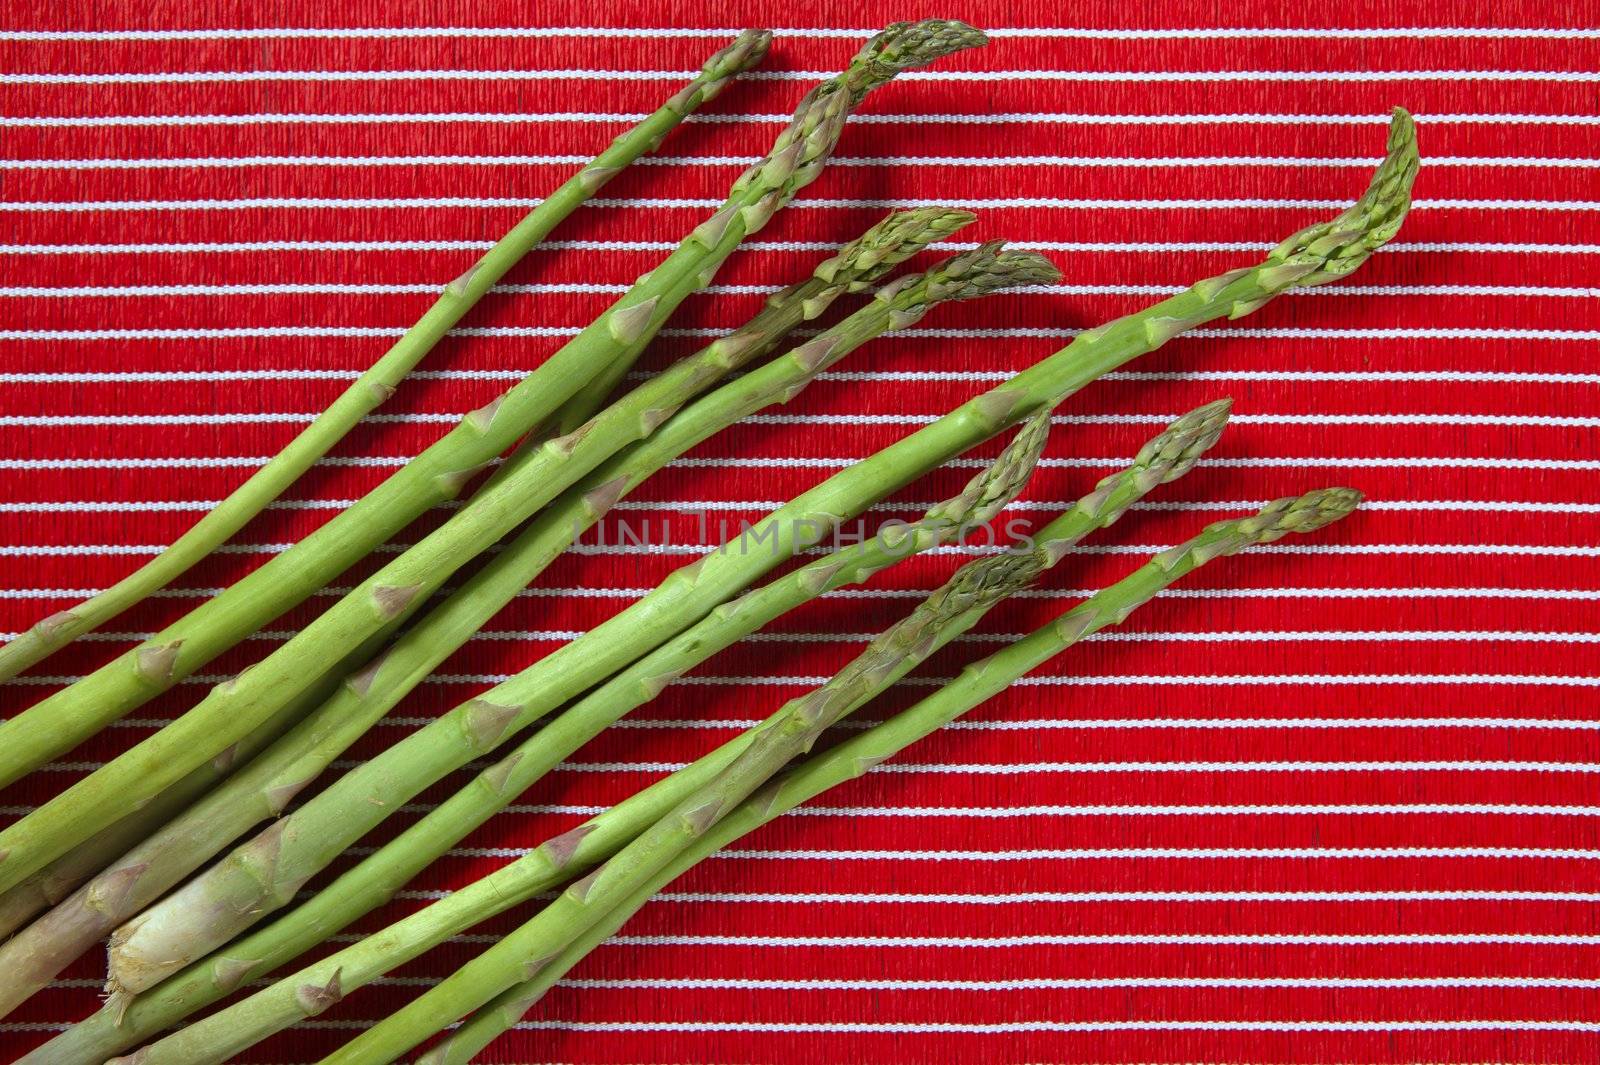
[1266,107,1419,286]
[856,20,988,81]
[1240,487,1364,544]
[926,406,1053,530]
[919,241,1063,303]
[709,29,775,77]
[1134,398,1233,485]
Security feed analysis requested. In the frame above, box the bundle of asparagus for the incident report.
[0,16,1422,1065]
[0,16,990,892]
[101,415,1358,1064]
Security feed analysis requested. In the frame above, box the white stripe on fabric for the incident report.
[4,25,1598,42]
[3,110,1599,130]
[4,281,1593,299]
[7,67,1600,86]
[0,195,1589,211]
[3,152,1590,170]
[6,239,1591,255]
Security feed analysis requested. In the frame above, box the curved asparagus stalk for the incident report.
[0,20,989,893]
[78,404,1226,1065]
[417,492,1362,1065]
[91,107,1415,980]
[0,32,773,688]
[0,209,968,1016]
[100,242,1057,1003]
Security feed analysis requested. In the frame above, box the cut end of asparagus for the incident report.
[1265,107,1419,288]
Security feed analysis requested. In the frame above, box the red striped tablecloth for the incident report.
[2,2,1597,1062]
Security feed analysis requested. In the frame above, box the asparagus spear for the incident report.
[0,29,771,695]
[0,209,968,1015]
[414,493,1360,1065]
[99,241,1058,1002]
[95,402,1229,1065]
[0,33,773,688]
[0,20,989,892]
[93,107,1415,983]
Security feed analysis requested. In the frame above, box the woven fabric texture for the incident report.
[1,1,1597,1061]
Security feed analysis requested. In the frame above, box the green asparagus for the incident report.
[89,401,1059,1065]
[102,242,1059,1002]
[414,493,1361,1065]
[0,209,971,1020]
[0,32,773,687]
[40,383,1202,1065]
[324,489,1363,1061]
[97,401,1230,1064]
[94,105,1415,983]
[0,20,989,893]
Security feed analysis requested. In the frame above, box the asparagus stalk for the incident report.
[89,403,1059,1065]
[0,32,773,688]
[92,107,1415,982]
[416,493,1360,1065]
[100,242,1058,1002]
[0,210,966,1015]
[0,20,989,893]
[0,29,770,703]
[100,401,1230,1065]
[38,383,1165,1065]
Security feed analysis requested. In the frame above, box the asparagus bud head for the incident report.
[730,19,987,217]
[924,408,1053,532]
[1264,108,1419,290]
[1154,488,1362,573]
[877,241,1062,322]
[1130,397,1233,487]
[816,208,978,293]
[1232,487,1364,544]
[845,19,989,104]
[704,30,774,89]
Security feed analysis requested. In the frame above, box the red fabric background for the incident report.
[2,1,1598,1061]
